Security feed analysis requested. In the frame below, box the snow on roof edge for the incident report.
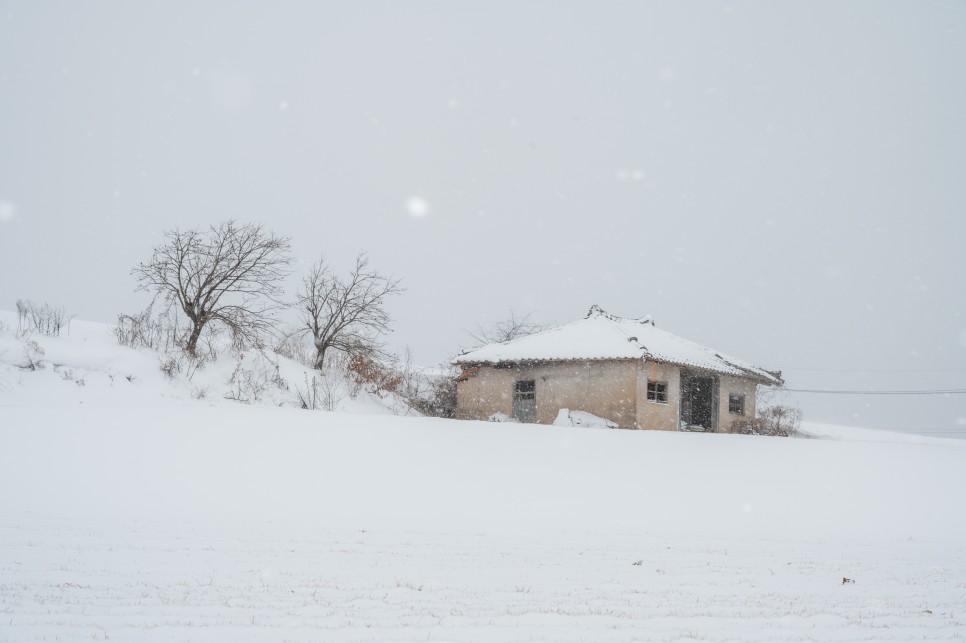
[454,306,783,385]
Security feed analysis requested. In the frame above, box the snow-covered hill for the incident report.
[2,313,965,641]
[0,310,407,414]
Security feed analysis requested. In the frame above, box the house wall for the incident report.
[456,359,763,433]
[635,361,681,431]
[456,360,639,427]
[718,374,759,432]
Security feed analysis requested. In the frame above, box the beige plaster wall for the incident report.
[456,360,639,427]
[636,361,681,431]
[456,359,764,433]
[718,374,759,432]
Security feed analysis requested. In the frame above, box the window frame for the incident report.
[514,379,535,400]
[646,380,668,404]
[728,393,745,416]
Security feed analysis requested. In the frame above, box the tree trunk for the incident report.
[313,342,327,370]
[185,323,203,357]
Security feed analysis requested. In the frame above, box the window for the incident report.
[729,394,745,415]
[647,380,667,403]
[514,380,535,399]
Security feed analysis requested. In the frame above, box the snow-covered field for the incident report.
[2,315,965,641]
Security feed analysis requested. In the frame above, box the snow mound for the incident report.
[553,408,619,429]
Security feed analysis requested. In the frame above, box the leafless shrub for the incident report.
[758,387,802,436]
[224,362,266,404]
[114,303,178,351]
[401,358,459,419]
[345,343,402,399]
[396,347,425,402]
[731,388,802,436]
[294,373,320,410]
[57,367,85,387]
[273,332,313,366]
[756,404,802,436]
[223,351,288,404]
[132,220,292,357]
[294,372,345,411]
[159,356,181,380]
[154,348,204,381]
[16,299,74,337]
[295,252,404,370]
[416,376,458,418]
[318,372,344,411]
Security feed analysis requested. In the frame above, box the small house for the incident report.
[454,305,782,431]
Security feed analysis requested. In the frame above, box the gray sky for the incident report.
[1,1,964,433]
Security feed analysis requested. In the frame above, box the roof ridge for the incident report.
[586,304,654,326]
[591,309,651,358]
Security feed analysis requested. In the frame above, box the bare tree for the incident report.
[467,310,546,347]
[296,252,404,370]
[132,221,292,357]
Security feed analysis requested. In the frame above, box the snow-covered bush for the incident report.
[15,335,45,371]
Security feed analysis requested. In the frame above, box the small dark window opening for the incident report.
[514,380,535,398]
[647,381,668,404]
[729,394,745,415]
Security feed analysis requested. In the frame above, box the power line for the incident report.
[784,388,966,395]
[788,370,966,375]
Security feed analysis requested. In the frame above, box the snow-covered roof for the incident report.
[455,305,782,385]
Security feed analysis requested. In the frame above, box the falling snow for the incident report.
[405,196,430,218]
[0,200,16,221]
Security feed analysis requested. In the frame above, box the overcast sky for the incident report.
[1,1,964,433]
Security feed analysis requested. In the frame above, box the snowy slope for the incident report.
[0,310,406,414]
[2,314,965,641]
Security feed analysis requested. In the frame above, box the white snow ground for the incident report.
[1,314,965,641]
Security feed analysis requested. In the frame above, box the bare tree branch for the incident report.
[131,221,292,356]
[466,310,546,347]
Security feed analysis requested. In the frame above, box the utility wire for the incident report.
[783,388,966,395]
[784,367,966,373]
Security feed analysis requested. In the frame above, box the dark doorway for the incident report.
[512,380,536,423]
[680,371,718,431]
